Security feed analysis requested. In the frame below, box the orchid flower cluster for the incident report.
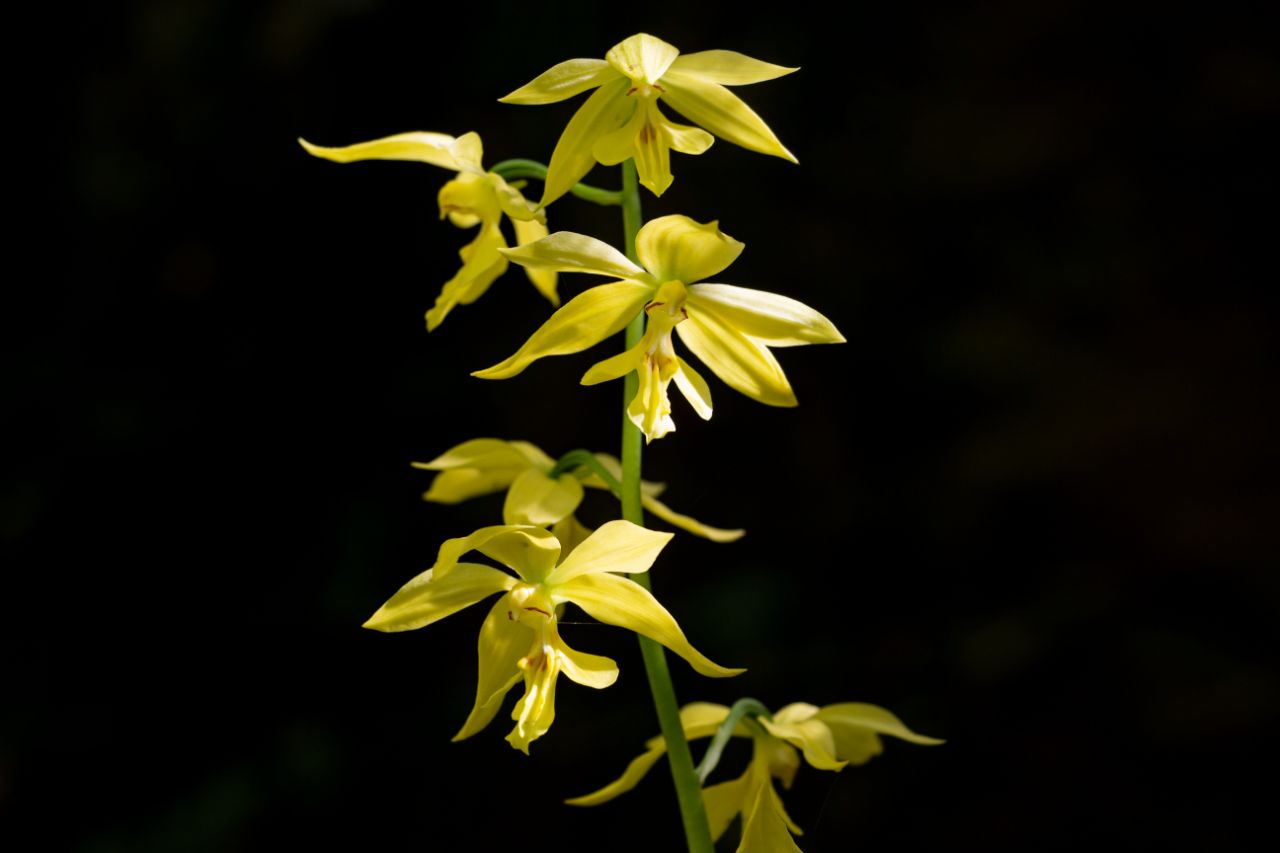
[303,33,939,852]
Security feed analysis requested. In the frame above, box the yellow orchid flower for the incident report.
[568,701,943,851]
[501,33,797,203]
[298,131,558,330]
[473,215,845,442]
[413,437,744,542]
[364,521,743,753]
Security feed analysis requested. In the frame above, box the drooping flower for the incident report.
[364,522,743,753]
[298,131,557,330]
[473,215,844,441]
[414,437,744,541]
[501,33,797,203]
[568,701,942,851]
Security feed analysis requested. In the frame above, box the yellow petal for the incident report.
[641,491,744,543]
[425,222,508,332]
[500,58,622,105]
[550,514,593,557]
[659,71,797,163]
[629,354,676,442]
[672,357,714,420]
[546,519,672,584]
[511,217,559,306]
[702,772,751,842]
[507,662,559,754]
[472,281,653,379]
[606,33,680,85]
[414,437,533,471]
[503,467,585,527]
[557,572,743,677]
[509,440,558,470]
[581,341,645,386]
[677,308,797,406]
[362,563,515,632]
[498,230,645,279]
[540,77,634,207]
[760,710,848,772]
[448,131,485,173]
[298,131,469,171]
[433,525,560,582]
[667,50,799,85]
[565,744,667,806]
[738,783,805,853]
[491,173,544,224]
[557,634,619,689]
[630,106,675,197]
[453,596,526,741]
[815,703,945,764]
[687,284,845,346]
[635,215,744,285]
[421,468,519,503]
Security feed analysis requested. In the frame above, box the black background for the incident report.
[7,1,1278,850]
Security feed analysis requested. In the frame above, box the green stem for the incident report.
[618,159,716,853]
[489,159,622,206]
[547,449,622,495]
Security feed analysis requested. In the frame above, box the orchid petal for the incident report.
[672,357,714,420]
[703,772,752,842]
[677,308,797,407]
[540,77,634,207]
[565,745,666,806]
[660,71,797,163]
[500,58,621,105]
[473,280,653,379]
[606,33,680,85]
[546,520,672,584]
[362,563,515,632]
[667,50,799,85]
[453,596,526,741]
[425,223,508,332]
[511,218,559,306]
[641,490,744,543]
[635,215,743,285]
[738,783,805,853]
[688,284,845,346]
[298,131,468,171]
[503,467,585,527]
[558,572,743,677]
[815,703,945,765]
[498,230,645,279]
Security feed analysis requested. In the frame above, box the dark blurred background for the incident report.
[7,0,1278,850]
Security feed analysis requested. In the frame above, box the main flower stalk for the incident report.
[618,159,716,853]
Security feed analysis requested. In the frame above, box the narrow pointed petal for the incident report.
[581,342,645,386]
[498,230,645,279]
[760,714,848,772]
[738,783,805,853]
[363,563,515,632]
[547,520,672,584]
[641,491,744,542]
[509,440,558,470]
[500,58,621,104]
[635,215,743,284]
[425,223,508,331]
[298,132,466,170]
[668,50,799,85]
[816,703,946,751]
[677,311,797,406]
[672,357,714,420]
[558,572,743,677]
[511,218,559,306]
[473,281,653,379]
[540,77,634,207]
[557,634,619,689]
[453,597,526,741]
[688,284,844,346]
[565,745,667,806]
[631,119,675,196]
[660,71,797,162]
[703,772,751,842]
[421,468,520,503]
[606,33,680,85]
[503,467,585,527]
[414,438,530,503]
